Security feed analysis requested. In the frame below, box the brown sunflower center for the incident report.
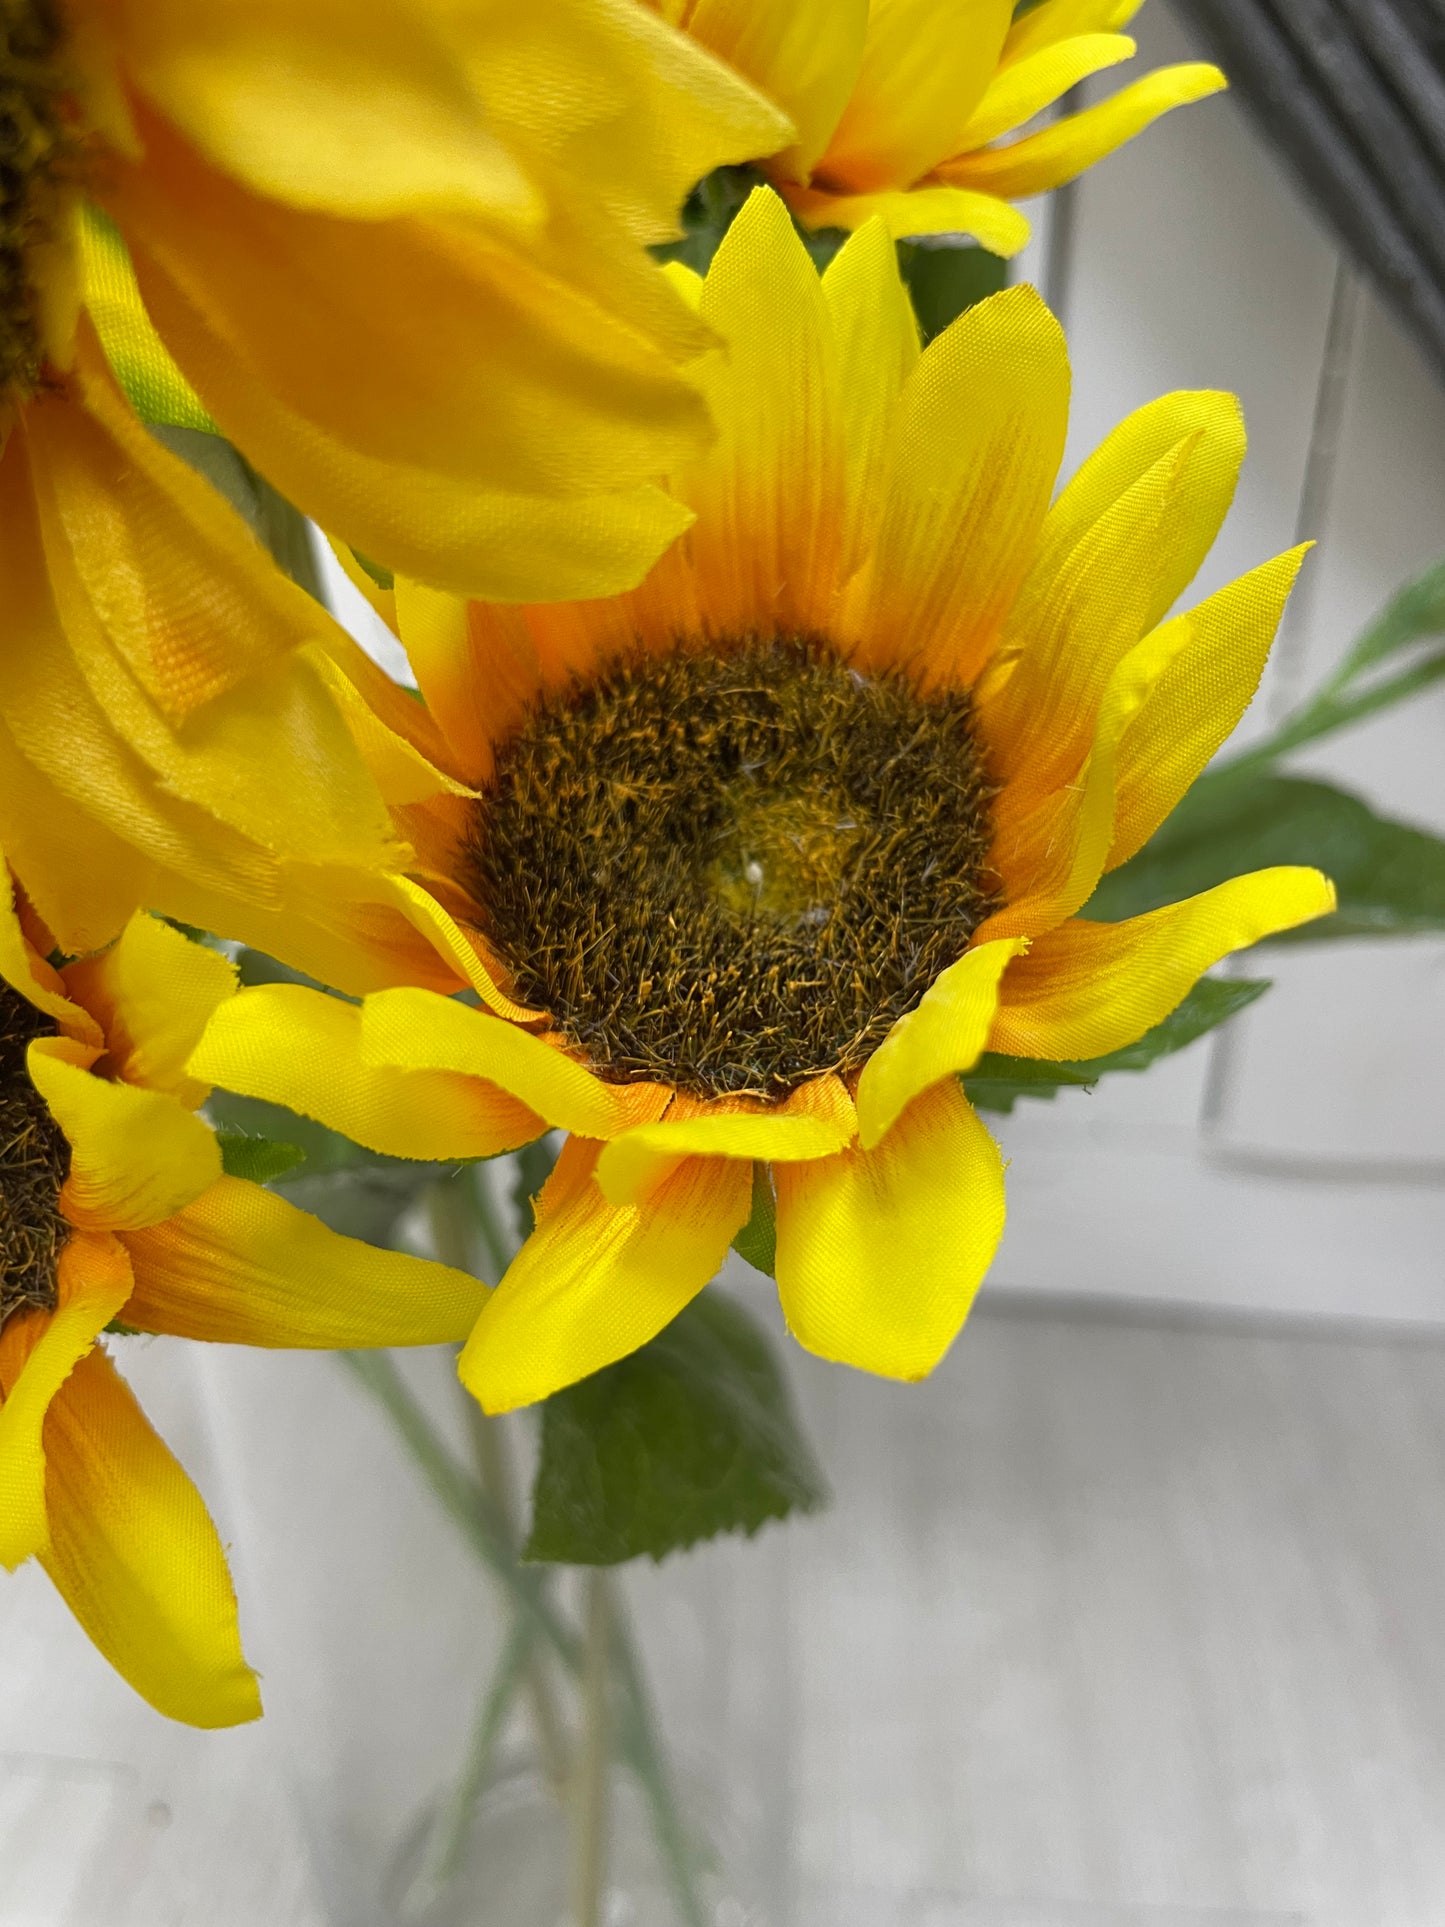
[0,0,71,400]
[463,635,1000,1099]
[0,979,69,1333]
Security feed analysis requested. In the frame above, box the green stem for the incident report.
[338,1351,578,1664]
[426,1179,571,1791]
[464,1401,571,1793]
[571,1573,613,1927]
[611,1613,708,1927]
[339,1352,708,1924]
[403,1613,537,1910]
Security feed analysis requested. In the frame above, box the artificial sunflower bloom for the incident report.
[0,884,487,1724]
[1,0,791,598]
[191,189,1333,1411]
[652,0,1224,252]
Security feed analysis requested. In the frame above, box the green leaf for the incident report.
[205,1084,446,1183]
[215,1128,306,1185]
[731,1162,777,1277]
[350,549,395,592]
[525,1293,827,1566]
[1087,771,1445,940]
[964,976,1271,1114]
[897,238,1009,341]
[652,164,766,273]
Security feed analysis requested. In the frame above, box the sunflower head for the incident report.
[0,875,492,1727]
[194,188,1335,1417]
[0,973,69,1328]
[0,0,75,399]
[465,631,999,1099]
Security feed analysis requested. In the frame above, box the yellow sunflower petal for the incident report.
[989,868,1337,1060]
[390,581,535,787]
[686,0,868,181]
[0,428,288,917]
[109,116,709,586]
[48,325,358,723]
[306,649,469,813]
[0,712,191,961]
[978,428,1203,801]
[1026,389,1246,641]
[37,1344,261,1727]
[979,579,1218,937]
[1109,547,1311,870]
[855,938,1026,1150]
[820,0,1015,194]
[844,284,1069,686]
[23,343,404,877]
[595,1081,859,1209]
[436,0,794,242]
[28,1038,221,1231]
[324,536,399,635]
[187,984,545,1161]
[113,0,545,222]
[783,180,1031,251]
[359,988,671,1141]
[774,1079,1005,1380]
[79,206,215,433]
[958,33,1136,148]
[0,1233,133,1570]
[459,1138,751,1414]
[1002,0,1139,64]
[379,875,540,1021]
[62,913,237,1107]
[686,187,848,638]
[939,62,1226,201]
[822,218,920,577]
[121,1176,489,1347]
[0,868,94,1039]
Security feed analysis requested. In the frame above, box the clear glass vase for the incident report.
[198,1337,797,1927]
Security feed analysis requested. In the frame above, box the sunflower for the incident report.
[651,0,1224,251]
[1,0,790,598]
[0,0,788,978]
[191,189,1333,1413]
[0,878,488,1724]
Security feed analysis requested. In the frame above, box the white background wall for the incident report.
[989,3,1445,1324]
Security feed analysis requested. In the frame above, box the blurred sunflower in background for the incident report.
[0,0,789,985]
[0,884,487,1725]
[649,0,1225,250]
[193,190,1333,1414]
[7,0,790,593]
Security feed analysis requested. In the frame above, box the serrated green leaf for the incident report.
[215,1128,306,1185]
[897,238,1009,341]
[1087,771,1445,940]
[731,1162,777,1277]
[525,1293,826,1566]
[964,976,1271,1114]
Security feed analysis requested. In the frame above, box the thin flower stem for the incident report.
[463,1399,571,1792]
[571,1573,613,1927]
[337,1350,578,1664]
[403,1612,538,1913]
[610,1612,708,1927]
[338,1350,708,1925]
[425,1178,572,1791]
